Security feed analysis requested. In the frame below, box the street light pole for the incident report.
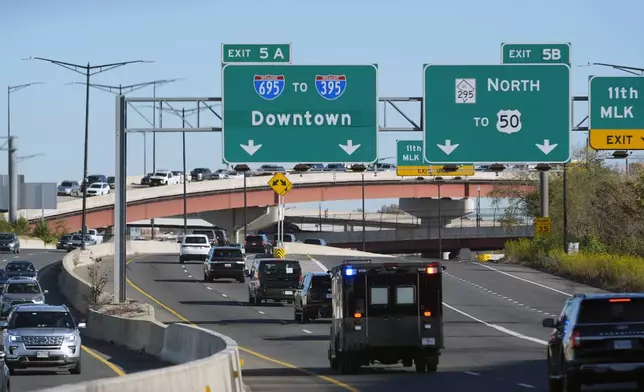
[585,62,644,76]
[25,57,152,249]
[361,173,366,252]
[437,180,443,259]
[182,109,187,237]
[7,82,43,223]
[68,79,182,175]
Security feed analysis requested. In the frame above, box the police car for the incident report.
[327,259,445,374]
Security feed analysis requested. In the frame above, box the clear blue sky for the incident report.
[1,0,643,213]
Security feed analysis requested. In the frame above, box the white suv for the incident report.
[179,234,211,263]
[149,171,178,186]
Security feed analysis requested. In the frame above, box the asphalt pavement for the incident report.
[1,249,170,392]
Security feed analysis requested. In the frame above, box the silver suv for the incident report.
[0,278,47,317]
[1,304,85,374]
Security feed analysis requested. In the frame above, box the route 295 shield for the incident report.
[315,75,347,100]
[496,109,523,135]
[253,75,285,101]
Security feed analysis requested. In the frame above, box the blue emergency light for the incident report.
[344,266,356,276]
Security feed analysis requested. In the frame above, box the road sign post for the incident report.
[535,217,552,237]
[268,173,292,254]
[396,140,474,176]
[589,76,644,150]
[501,43,571,65]
[423,64,571,164]
[222,64,378,164]
[221,44,292,64]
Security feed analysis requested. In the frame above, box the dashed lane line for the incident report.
[445,272,558,318]
[472,262,572,297]
[517,383,536,389]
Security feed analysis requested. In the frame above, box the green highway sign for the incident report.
[396,140,473,176]
[501,43,571,65]
[589,76,644,150]
[221,43,292,64]
[423,64,571,164]
[222,64,378,163]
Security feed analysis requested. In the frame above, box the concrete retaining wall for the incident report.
[44,240,244,392]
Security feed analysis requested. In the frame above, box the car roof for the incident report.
[213,246,241,250]
[574,293,644,300]
[258,258,301,263]
[6,260,33,265]
[184,234,208,237]
[6,277,39,284]
[13,304,68,313]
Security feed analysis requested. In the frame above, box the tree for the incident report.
[11,217,30,236]
[378,204,403,214]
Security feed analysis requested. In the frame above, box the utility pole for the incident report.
[68,79,182,175]
[25,57,152,249]
[7,82,43,222]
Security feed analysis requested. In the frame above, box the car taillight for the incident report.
[426,266,438,274]
[571,329,581,348]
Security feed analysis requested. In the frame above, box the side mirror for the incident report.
[77,322,86,329]
[43,290,49,294]
[0,321,7,330]
[542,318,556,328]
[0,352,6,361]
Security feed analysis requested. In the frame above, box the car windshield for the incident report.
[213,249,243,258]
[60,235,71,241]
[6,263,34,272]
[87,176,102,183]
[6,282,40,294]
[0,234,14,241]
[61,181,73,187]
[10,311,75,329]
[184,236,207,244]
[153,172,167,177]
[246,236,264,242]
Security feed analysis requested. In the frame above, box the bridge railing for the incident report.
[287,207,533,232]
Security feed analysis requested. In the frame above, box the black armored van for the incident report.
[327,259,446,374]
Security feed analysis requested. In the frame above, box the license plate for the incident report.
[36,351,49,358]
[614,340,632,349]
[284,290,293,295]
[225,264,231,267]
[422,338,436,346]
[326,293,333,299]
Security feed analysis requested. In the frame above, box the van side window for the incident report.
[370,287,388,305]
[396,286,415,305]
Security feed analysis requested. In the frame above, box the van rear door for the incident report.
[363,264,442,348]
[259,260,302,290]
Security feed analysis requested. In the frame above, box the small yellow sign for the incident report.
[535,217,552,236]
[396,165,475,177]
[589,129,644,150]
[268,172,293,196]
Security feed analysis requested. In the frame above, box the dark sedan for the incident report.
[0,270,7,293]
[56,235,74,251]
[4,261,37,280]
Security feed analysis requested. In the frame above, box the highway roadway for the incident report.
[121,252,633,392]
[1,249,169,392]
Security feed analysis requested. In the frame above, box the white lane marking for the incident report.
[181,265,186,268]
[443,302,548,346]
[183,269,189,273]
[446,272,558,317]
[517,383,536,388]
[221,293,228,298]
[308,256,329,272]
[280,320,287,324]
[302,329,313,334]
[1,259,6,262]
[258,311,265,315]
[27,253,34,256]
[206,287,213,290]
[13,256,18,259]
[472,262,572,297]
[308,254,548,346]
[463,371,480,376]
[188,275,193,278]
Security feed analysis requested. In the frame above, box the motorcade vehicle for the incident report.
[67,234,96,250]
[0,270,7,294]
[245,234,272,254]
[273,233,297,246]
[191,168,212,181]
[179,234,211,263]
[107,176,115,189]
[192,228,229,246]
[81,175,107,192]
[56,235,73,250]
[294,272,332,323]
[0,304,85,375]
[544,293,644,391]
[327,260,446,374]
[4,261,38,280]
[0,278,48,317]
[203,246,245,283]
[57,180,80,196]
[247,258,302,305]
[140,173,153,185]
[149,170,178,186]
[0,233,19,254]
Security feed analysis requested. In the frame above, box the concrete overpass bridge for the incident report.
[30,171,529,233]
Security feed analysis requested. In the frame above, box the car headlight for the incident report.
[8,335,21,342]
[33,296,44,303]
[65,335,76,342]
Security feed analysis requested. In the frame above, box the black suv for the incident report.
[328,260,446,374]
[294,272,332,323]
[544,293,644,391]
[203,246,245,283]
[247,258,302,305]
[245,234,272,254]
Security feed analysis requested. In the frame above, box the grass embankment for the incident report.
[504,238,644,292]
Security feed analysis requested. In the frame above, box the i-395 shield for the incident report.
[253,75,285,101]
[315,75,347,100]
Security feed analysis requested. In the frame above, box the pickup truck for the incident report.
[75,229,103,244]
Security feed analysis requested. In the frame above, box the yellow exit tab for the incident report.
[589,129,644,150]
